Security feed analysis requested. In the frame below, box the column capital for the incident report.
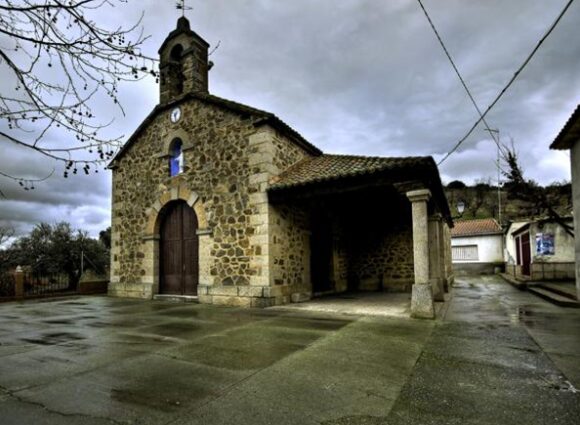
[406,189,431,203]
[428,212,443,222]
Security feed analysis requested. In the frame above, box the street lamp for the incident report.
[456,200,465,217]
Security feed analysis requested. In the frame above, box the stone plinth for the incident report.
[410,283,435,319]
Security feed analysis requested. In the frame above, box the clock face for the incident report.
[170,107,181,123]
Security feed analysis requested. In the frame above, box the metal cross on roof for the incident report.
[176,0,192,17]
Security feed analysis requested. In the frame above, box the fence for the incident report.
[0,267,107,301]
[0,271,15,298]
[23,271,73,296]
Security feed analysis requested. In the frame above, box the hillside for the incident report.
[444,182,572,225]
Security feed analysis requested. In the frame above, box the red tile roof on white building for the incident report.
[451,218,502,237]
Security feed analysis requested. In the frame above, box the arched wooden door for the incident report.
[159,201,199,295]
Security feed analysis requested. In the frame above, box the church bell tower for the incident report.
[158,16,210,104]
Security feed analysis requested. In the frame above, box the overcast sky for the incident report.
[1,0,579,240]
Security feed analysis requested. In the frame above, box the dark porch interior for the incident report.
[271,183,415,297]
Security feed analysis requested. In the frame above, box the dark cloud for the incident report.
[1,0,578,238]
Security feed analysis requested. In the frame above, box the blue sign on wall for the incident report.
[535,233,555,256]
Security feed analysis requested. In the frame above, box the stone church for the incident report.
[109,17,454,318]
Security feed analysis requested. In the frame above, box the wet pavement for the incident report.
[271,292,412,318]
[384,276,580,425]
[0,275,579,424]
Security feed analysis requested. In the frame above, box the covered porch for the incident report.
[267,154,454,319]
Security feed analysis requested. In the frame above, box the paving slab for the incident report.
[0,296,430,424]
[0,280,579,424]
[380,276,580,425]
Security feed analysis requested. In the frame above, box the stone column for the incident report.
[442,222,454,288]
[428,214,445,301]
[14,266,24,299]
[406,189,435,319]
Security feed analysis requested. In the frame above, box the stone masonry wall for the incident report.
[269,203,311,303]
[271,134,308,172]
[111,99,262,300]
[328,216,349,293]
[247,128,311,305]
[348,223,415,293]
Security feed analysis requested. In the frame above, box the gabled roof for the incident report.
[451,218,502,237]
[268,154,453,225]
[109,92,322,165]
[269,154,433,189]
[510,215,574,236]
[550,104,580,150]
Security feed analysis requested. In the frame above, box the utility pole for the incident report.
[486,129,502,224]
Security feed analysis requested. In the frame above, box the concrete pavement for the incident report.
[0,276,579,424]
[385,276,580,424]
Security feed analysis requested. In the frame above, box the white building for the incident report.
[451,218,503,275]
[550,104,580,299]
[505,217,575,281]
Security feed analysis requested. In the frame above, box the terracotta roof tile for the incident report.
[451,218,502,237]
[268,154,433,189]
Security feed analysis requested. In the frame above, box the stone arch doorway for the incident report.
[159,200,199,295]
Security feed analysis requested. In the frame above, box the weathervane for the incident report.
[176,0,192,17]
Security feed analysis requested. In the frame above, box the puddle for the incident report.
[541,375,578,393]
[20,331,85,346]
[111,388,184,412]
[143,322,201,337]
[510,306,536,324]
[45,319,75,325]
[158,309,200,318]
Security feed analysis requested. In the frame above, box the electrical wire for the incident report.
[416,0,501,153]
[419,0,576,165]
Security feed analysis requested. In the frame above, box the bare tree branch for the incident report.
[0,0,159,191]
[0,225,15,246]
[501,140,574,237]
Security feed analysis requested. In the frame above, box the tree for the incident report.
[99,226,111,249]
[0,0,157,192]
[7,222,109,289]
[501,142,573,236]
[447,180,466,189]
[0,225,14,246]
[466,178,495,218]
[0,226,15,292]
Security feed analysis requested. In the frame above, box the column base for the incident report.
[431,278,445,302]
[442,277,449,293]
[411,283,435,319]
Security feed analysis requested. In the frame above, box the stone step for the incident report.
[527,286,580,308]
[153,294,199,303]
[536,283,577,300]
[499,273,527,290]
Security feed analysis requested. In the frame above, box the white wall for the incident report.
[572,143,580,298]
[505,221,528,264]
[531,221,575,263]
[505,220,574,264]
[452,234,503,263]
